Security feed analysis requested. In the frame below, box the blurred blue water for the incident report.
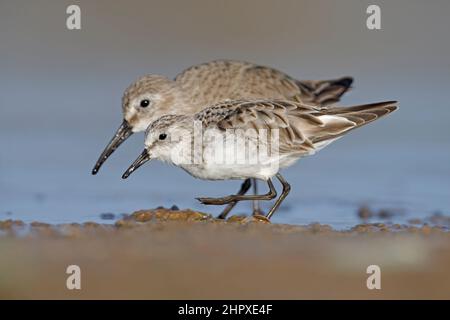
[1,0,450,229]
[1,130,449,229]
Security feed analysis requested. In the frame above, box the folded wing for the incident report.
[195,100,398,155]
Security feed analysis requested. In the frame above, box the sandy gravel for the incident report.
[1,208,449,299]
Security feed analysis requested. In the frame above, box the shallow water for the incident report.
[1,130,449,229]
[1,0,450,230]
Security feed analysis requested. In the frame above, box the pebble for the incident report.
[100,213,115,220]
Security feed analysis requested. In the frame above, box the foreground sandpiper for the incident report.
[122,99,398,220]
[92,60,353,214]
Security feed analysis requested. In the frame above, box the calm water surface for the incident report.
[2,0,450,229]
[1,132,449,230]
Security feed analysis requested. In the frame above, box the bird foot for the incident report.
[244,214,271,224]
[196,196,235,205]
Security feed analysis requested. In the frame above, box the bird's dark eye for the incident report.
[159,133,167,140]
[140,99,150,108]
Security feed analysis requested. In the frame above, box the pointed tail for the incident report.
[310,101,398,144]
[296,77,354,105]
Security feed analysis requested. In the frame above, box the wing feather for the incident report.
[194,100,398,155]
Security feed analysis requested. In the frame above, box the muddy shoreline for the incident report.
[1,208,450,299]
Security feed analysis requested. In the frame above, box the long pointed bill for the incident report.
[92,120,133,175]
[122,149,151,179]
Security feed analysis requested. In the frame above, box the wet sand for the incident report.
[1,208,450,299]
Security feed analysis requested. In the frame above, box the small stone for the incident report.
[309,222,332,233]
[133,211,154,222]
[30,221,51,228]
[243,214,271,224]
[378,209,394,219]
[351,224,371,233]
[0,219,25,230]
[83,221,100,227]
[226,215,247,223]
[100,213,115,220]
[408,218,422,225]
[115,219,136,228]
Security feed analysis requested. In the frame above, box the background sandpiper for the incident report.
[92,60,353,214]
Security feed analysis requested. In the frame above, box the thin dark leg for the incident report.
[217,179,252,219]
[251,178,264,216]
[266,173,291,220]
[197,179,277,205]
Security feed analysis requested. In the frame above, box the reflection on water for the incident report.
[1,132,449,230]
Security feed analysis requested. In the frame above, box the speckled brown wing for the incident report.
[242,64,353,105]
[175,60,353,107]
[194,100,324,155]
[194,100,398,155]
[174,60,256,106]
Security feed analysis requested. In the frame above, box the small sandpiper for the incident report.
[92,60,353,214]
[121,99,398,220]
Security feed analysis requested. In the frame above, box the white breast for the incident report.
[179,130,281,180]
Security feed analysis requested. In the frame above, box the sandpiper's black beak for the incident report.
[122,149,151,179]
[92,120,133,175]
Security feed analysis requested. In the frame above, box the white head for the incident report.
[122,115,195,178]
